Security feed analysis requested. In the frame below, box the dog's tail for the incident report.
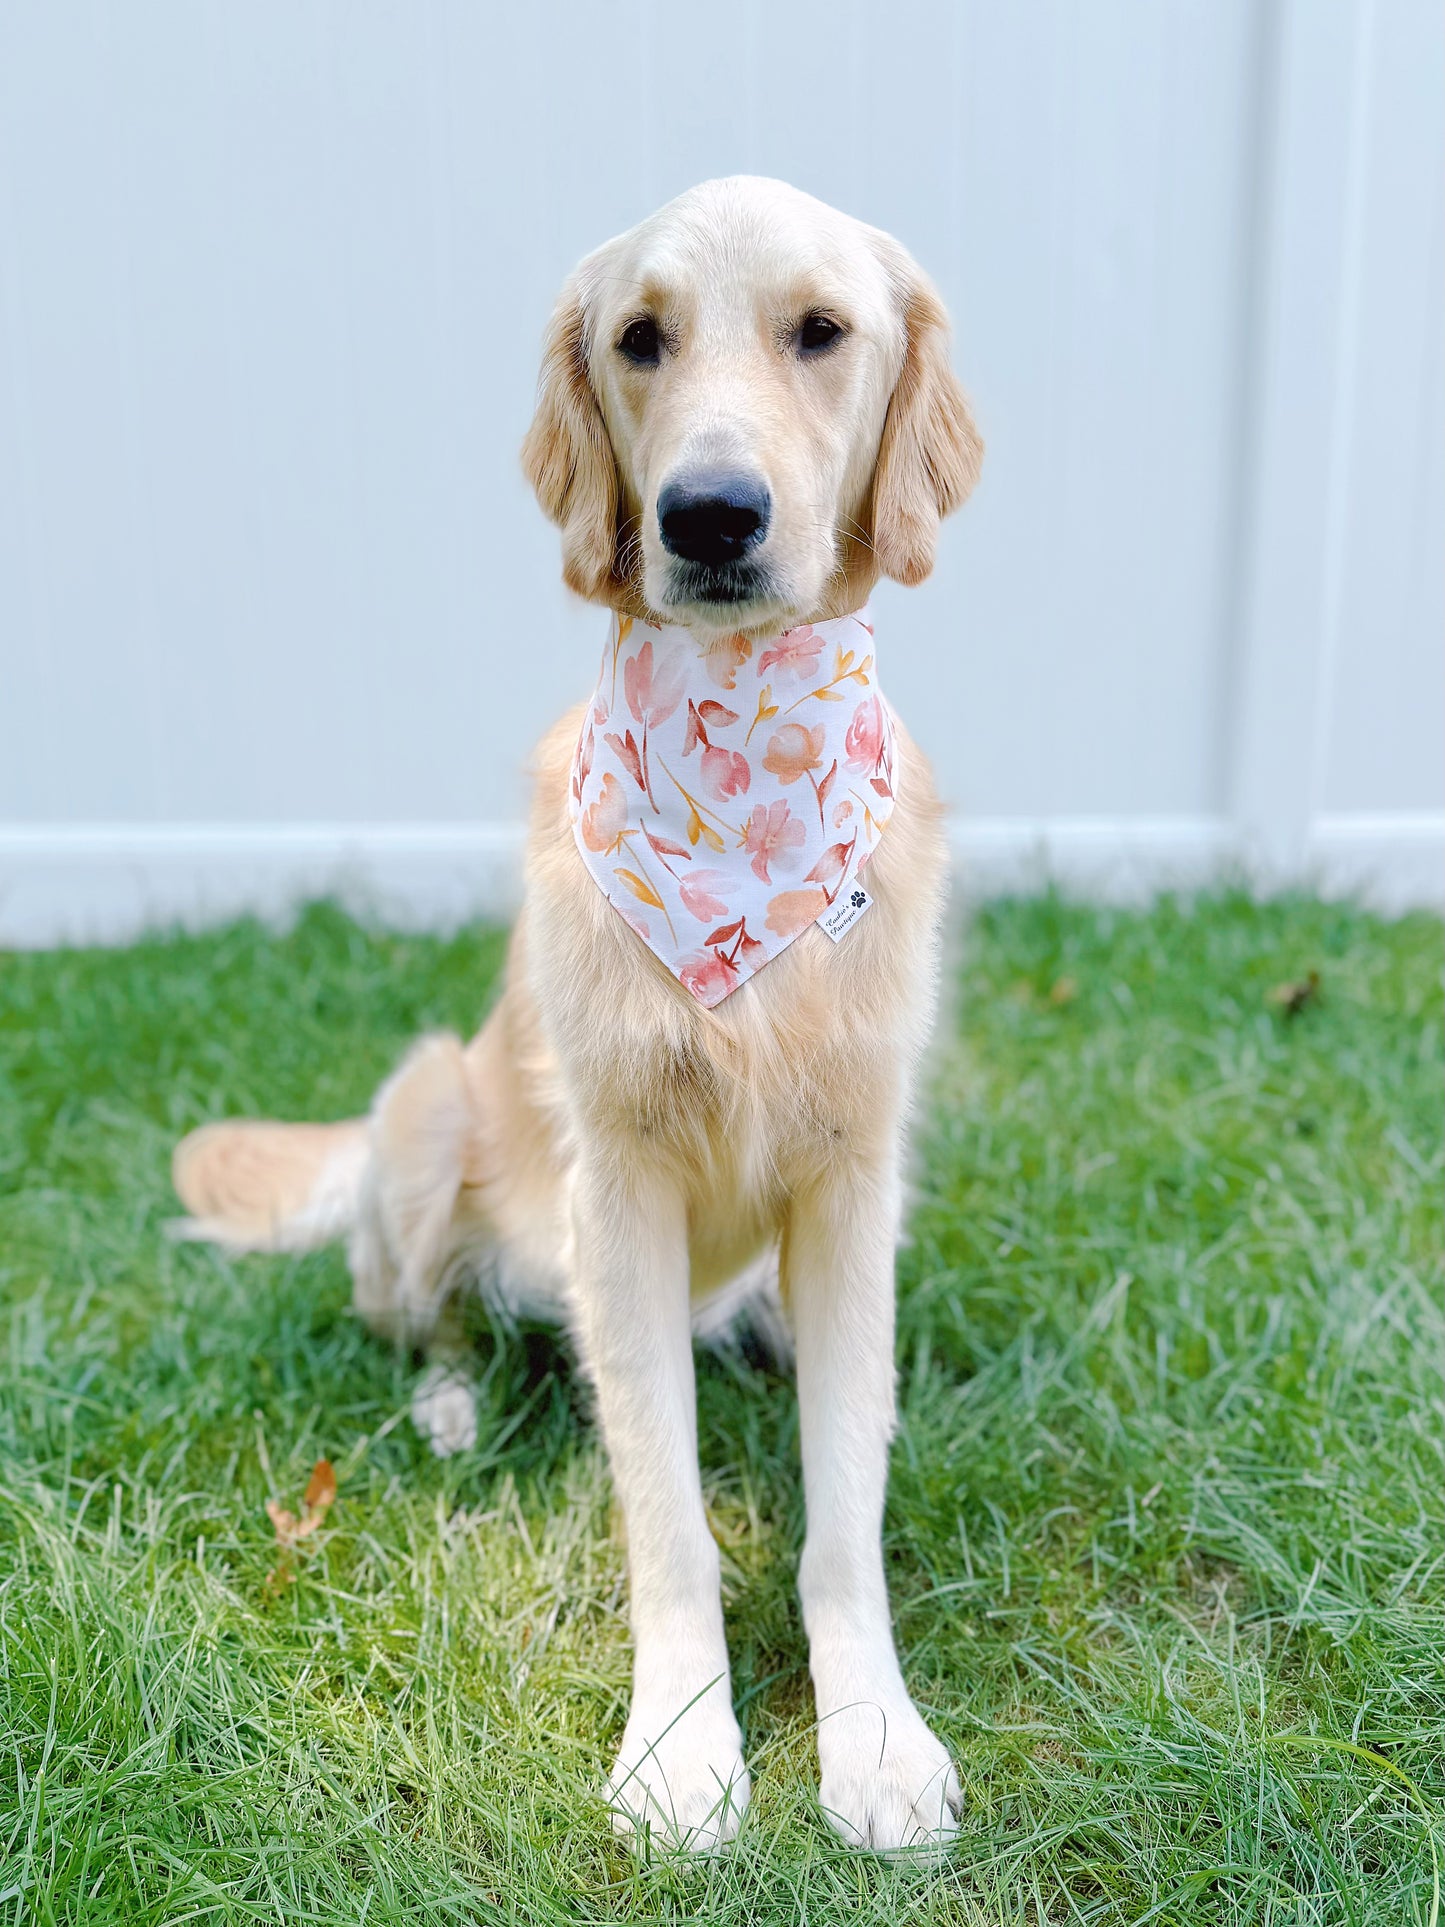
[170,1116,370,1253]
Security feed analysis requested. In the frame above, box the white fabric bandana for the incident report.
[568,606,897,1006]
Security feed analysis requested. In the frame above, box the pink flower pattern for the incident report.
[757,625,826,680]
[679,869,732,920]
[741,800,806,883]
[678,948,740,1003]
[845,694,885,774]
[570,608,896,1005]
[700,744,751,800]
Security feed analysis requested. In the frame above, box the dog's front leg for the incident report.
[789,1161,961,1850]
[572,1152,748,1850]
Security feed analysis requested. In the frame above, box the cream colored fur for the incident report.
[173,177,982,1855]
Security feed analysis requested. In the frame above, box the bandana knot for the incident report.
[568,606,897,1005]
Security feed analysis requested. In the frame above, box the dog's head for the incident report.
[522,177,982,636]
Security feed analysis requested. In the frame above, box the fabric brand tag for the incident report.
[817,885,873,943]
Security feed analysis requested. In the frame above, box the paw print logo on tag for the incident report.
[817,884,874,944]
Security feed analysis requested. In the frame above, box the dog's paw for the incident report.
[410,1366,477,1458]
[605,1692,750,1852]
[816,1696,961,1852]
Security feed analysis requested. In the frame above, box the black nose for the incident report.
[657,473,771,567]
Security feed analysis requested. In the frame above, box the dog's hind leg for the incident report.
[690,1247,794,1368]
[349,1033,479,1345]
[357,1029,547,1457]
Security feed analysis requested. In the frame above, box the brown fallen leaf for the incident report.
[266,1458,338,1551]
[1267,970,1321,1018]
[305,1457,338,1513]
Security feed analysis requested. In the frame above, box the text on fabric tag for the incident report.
[817,885,873,943]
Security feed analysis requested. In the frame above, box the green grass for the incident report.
[1,893,1442,1924]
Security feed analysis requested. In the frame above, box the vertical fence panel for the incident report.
[0,1,1439,941]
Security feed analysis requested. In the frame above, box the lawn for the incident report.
[1,892,1441,1925]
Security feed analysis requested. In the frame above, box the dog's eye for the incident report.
[797,313,844,355]
[618,317,661,365]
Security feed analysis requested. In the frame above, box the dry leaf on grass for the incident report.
[305,1457,337,1511]
[1267,970,1321,1018]
[264,1458,338,1586]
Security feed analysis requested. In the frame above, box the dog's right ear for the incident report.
[521,276,619,600]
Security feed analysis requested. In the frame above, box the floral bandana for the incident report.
[568,606,897,1006]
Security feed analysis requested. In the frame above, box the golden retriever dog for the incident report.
[173,176,982,1852]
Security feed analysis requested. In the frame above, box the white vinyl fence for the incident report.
[1,0,1440,944]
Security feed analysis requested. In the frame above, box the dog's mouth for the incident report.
[656,558,788,622]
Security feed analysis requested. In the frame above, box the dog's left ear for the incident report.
[521,274,620,600]
[869,248,983,586]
